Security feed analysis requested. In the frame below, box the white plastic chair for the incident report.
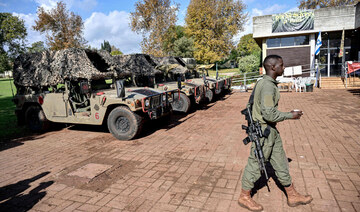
[295,77,306,92]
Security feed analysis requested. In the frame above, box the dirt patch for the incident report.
[54,157,140,192]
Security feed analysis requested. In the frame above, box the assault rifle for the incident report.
[241,107,269,181]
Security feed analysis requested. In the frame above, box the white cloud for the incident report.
[33,0,97,12]
[84,11,142,54]
[33,0,58,10]
[12,12,47,47]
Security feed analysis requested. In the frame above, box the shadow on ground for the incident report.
[347,89,360,97]
[0,172,53,212]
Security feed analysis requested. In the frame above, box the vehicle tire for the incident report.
[107,106,143,140]
[171,92,191,113]
[25,105,50,132]
[205,89,214,102]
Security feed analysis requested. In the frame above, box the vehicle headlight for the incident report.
[145,99,150,107]
[162,94,166,102]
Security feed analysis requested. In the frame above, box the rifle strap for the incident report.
[248,80,261,111]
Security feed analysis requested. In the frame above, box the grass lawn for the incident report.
[207,68,238,77]
[0,78,28,142]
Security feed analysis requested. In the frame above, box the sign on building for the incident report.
[272,11,314,33]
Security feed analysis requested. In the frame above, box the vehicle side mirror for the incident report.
[177,76,182,90]
[115,80,125,98]
[80,81,90,94]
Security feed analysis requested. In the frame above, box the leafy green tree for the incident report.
[130,0,179,56]
[238,53,260,73]
[173,36,194,57]
[109,45,123,55]
[163,25,186,55]
[0,13,27,72]
[185,0,247,64]
[27,41,46,53]
[101,40,111,52]
[33,1,86,50]
[298,0,358,9]
[110,50,123,56]
[237,33,260,57]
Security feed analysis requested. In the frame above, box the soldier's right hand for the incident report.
[291,110,303,119]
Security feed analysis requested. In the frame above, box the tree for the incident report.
[101,40,111,53]
[298,0,358,9]
[33,1,86,50]
[173,36,194,57]
[110,45,123,55]
[0,13,27,72]
[27,41,46,53]
[130,0,179,56]
[110,50,123,56]
[237,33,261,57]
[185,0,247,64]
[238,54,260,73]
[162,25,186,55]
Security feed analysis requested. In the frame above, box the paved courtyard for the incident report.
[0,88,359,212]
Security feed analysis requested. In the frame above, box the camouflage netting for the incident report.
[113,54,162,77]
[151,56,189,74]
[13,49,123,88]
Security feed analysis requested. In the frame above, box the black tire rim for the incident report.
[28,109,40,129]
[115,116,130,133]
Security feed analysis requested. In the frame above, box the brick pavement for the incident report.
[0,88,359,212]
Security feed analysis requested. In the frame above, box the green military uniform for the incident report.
[242,75,294,190]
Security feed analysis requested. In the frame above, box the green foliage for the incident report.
[237,33,261,56]
[238,54,260,73]
[0,13,27,73]
[130,0,179,56]
[101,40,111,52]
[110,50,123,56]
[298,0,358,9]
[173,36,194,57]
[163,25,187,56]
[33,1,87,50]
[0,53,11,73]
[27,41,46,53]
[185,0,247,64]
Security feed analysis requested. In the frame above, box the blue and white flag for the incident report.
[315,31,322,55]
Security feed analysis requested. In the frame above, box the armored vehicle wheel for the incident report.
[205,89,214,102]
[107,106,142,140]
[25,105,50,132]
[171,92,191,113]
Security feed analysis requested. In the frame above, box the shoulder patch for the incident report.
[264,95,274,107]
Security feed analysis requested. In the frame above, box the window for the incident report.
[267,35,309,48]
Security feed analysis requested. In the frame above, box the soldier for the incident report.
[238,55,313,211]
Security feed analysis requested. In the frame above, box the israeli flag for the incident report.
[315,31,322,56]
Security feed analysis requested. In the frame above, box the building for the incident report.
[253,3,360,78]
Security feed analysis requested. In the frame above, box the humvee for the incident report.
[12,49,175,140]
[182,60,232,101]
[113,54,205,114]
[151,56,206,113]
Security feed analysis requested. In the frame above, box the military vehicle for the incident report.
[12,49,175,140]
[151,56,206,113]
[114,54,205,113]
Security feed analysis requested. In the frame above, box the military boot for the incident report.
[285,184,313,207]
[238,189,263,211]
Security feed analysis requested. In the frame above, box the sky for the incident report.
[1,0,299,54]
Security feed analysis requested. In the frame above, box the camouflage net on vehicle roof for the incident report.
[151,56,189,74]
[13,49,125,88]
[113,54,162,77]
